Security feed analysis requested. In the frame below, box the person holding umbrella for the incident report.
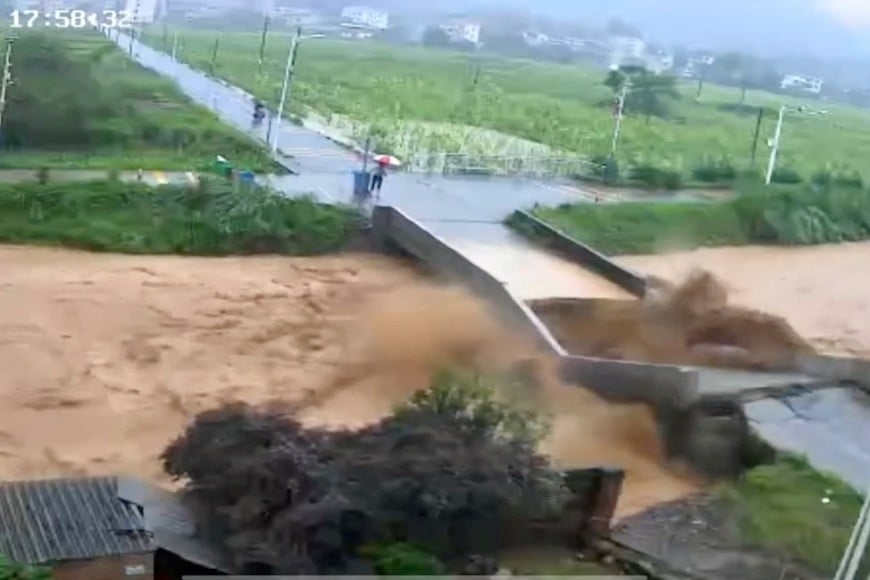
[369,158,387,197]
[369,154,401,198]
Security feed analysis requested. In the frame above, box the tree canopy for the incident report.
[161,369,567,574]
[604,67,680,119]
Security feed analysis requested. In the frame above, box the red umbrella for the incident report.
[372,154,402,167]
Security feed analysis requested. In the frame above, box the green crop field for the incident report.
[144,28,870,184]
[0,29,271,171]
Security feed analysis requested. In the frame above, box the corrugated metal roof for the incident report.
[0,476,155,565]
[117,477,233,573]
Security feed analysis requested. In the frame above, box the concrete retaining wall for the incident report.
[796,354,870,390]
[371,206,566,355]
[559,355,699,411]
[507,210,647,297]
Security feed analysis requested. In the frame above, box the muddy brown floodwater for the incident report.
[0,245,698,519]
[619,241,870,358]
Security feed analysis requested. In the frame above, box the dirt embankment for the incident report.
[532,270,816,370]
[0,245,698,518]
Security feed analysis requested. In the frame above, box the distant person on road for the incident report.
[370,160,386,197]
[252,100,266,126]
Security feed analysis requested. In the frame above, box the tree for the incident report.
[711,52,752,103]
[604,67,680,120]
[161,369,567,575]
[422,26,451,48]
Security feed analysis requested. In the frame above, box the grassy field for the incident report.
[1,30,272,172]
[720,455,865,575]
[0,179,357,254]
[144,28,870,184]
[517,181,870,254]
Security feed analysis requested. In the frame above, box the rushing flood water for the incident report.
[619,241,870,357]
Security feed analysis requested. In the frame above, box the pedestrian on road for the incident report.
[137,168,143,182]
[370,160,386,198]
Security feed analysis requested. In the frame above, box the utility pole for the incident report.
[258,14,270,75]
[210,35,220,74]
[749,107,764,163]
[0,39,14,143]
[764,104,786,185]
[272,27,301,155]
[272,28,324,154]
[608,81,629,160]
[171,31,179,61]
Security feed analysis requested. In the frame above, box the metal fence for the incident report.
[402,152,605,180]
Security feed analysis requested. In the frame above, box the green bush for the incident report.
[630,165,684,190]
[367,543,445,575]
[770,167,803,184]
[0,556,51,579]
[522,182,870,254]
[0,179,359,255]
[692,160,737,183]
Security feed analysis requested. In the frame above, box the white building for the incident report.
[340,5,389,30]
[439,21,481,45]
[681,55,715,78]
[781,74,823,94]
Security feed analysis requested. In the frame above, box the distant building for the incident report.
[781,74,823,94]
[439,21,481,45]
[681,55,716,78]
[271,6,322,26]
[340,5,389,30]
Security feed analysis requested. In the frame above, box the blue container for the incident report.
[239,170,256,183]
[353,170,370,196]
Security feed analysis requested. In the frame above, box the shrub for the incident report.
[525,182,870,255]
[631,165,683,190]
[692,160,737,183]
[0,556,51,580]
[770,167,802,184]
[0,179,359,255]
[368,543,445,575]
[160,369,567,574]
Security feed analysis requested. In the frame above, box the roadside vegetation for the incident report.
[2,30,271,171]
[719,454,865,575]
[517,180,870,254]
[0,178,358,255]
[144,28,870,186]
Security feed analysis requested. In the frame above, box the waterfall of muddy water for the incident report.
[618,241,870,358]
[531,270,816,370]
[0,245,697,521]
[302,284,703,518]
